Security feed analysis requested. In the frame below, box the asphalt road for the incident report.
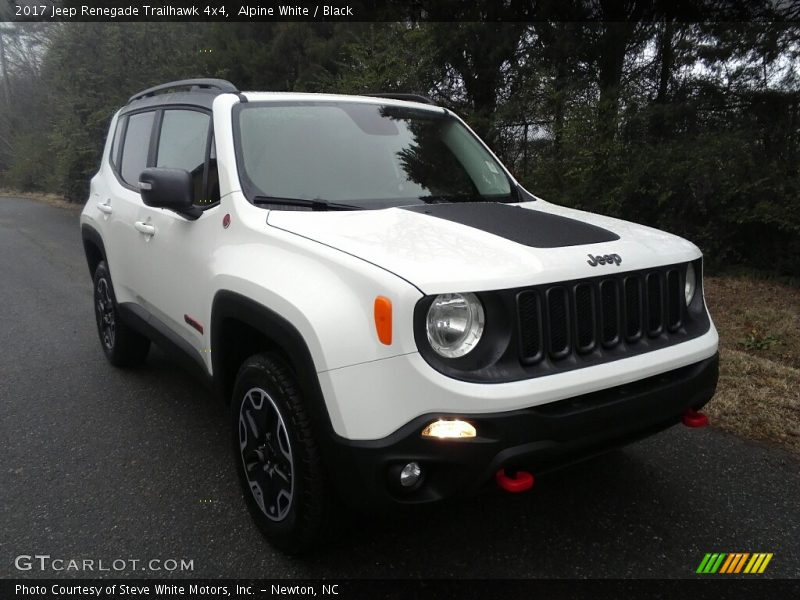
[1,196,799,580]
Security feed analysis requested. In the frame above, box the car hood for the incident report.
[266,200,701,294]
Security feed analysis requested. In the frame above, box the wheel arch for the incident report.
[210,290,333,433]
[81,224,107,279]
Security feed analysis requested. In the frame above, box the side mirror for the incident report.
[139,168,201,220]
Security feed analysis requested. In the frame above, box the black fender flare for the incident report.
[80,224,107,278]
[210,290,334,436]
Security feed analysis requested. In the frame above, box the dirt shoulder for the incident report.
[0,189,82,212]
[704,276,800,453]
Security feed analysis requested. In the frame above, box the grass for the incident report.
[704,276,800,453]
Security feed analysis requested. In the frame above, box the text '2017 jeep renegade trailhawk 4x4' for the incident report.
[81,79,719,553]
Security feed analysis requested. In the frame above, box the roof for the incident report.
[123,79,439,114]
[123,78,239,113]
[238,91,442,112]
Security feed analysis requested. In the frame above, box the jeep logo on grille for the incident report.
[587,253,622,267]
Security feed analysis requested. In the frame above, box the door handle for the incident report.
[134,221,156,236]
[97,201,113,214]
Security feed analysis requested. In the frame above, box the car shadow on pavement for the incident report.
[127,348,798,579]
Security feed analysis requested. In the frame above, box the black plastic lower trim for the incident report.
[324,353,719,510]
[117,302,212,388]
[209,291,335,441]
[80,224,107,278]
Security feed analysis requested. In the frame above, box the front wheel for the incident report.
[231,353,333,554]
[93,261,150,366]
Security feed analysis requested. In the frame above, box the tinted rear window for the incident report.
[110,116,125,168]
[120,111,155,185]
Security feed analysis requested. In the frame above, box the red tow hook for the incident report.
[495,469,535,493]
[682,409,709,428]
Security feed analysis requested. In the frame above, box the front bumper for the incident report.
[323,353,719,510]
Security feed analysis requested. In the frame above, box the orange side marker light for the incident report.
[374,296,392,345]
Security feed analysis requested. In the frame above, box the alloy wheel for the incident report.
[95,277,115,349]
[238,387,295,521]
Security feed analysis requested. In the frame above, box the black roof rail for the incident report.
[364,93,436,105]
[128,79,238,104]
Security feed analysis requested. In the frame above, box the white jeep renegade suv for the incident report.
[81,79,719,553]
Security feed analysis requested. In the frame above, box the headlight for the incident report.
[425,293,485,358]
[685,262,697,306]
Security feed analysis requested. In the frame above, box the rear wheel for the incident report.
[232,353,333,554]
[93,261,150,366]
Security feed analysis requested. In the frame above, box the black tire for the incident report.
[93,261,150,367]
[232,353,333,554]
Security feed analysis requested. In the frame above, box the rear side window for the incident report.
[120,111,155,185]
[109,116,125,168]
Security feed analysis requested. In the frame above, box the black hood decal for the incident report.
[401,203,620,248]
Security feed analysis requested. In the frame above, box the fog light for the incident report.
[399,462,422,487]
[421,419,476,439]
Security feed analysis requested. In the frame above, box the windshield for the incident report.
[234,102,514,209]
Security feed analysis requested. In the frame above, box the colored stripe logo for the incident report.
[696,553,773,574]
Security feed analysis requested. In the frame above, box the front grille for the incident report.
[624,276,642,340]
[574,283,595,352]
[517,291,542,360]
[646,272,663,335]
[666,270,681,330]
[599,279,619,346]
[414,259,708,384]
[518,265,686,366]
[546,287,570,358]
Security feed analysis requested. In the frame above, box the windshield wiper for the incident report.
[418,194,479,205]
[419,194,514,205]
[252,195,361,211]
